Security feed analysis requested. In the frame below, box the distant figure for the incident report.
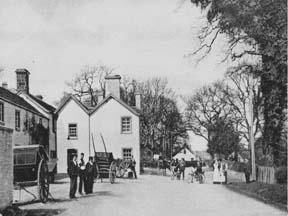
[129,156,137,179]
[222,160,228,184]
[78,153,86,195]
[68,154,78,199]
[179,158,186,180]
[85,156,96,194]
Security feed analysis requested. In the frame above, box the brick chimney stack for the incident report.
[105,75,121,98]
[15,69,30,94]
[135,91,141,109]
[2,82,8,89]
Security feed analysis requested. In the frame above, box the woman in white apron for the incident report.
[213,160,221,184]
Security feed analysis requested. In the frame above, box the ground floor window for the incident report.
[122,148,132,160]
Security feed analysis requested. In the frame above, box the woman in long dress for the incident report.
[213,160,221,184]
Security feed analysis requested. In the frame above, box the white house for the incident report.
[173,146,197,161]
[56,75,141,175]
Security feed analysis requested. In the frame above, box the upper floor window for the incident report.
[15,110,21,131]
[0,102,4,124]
[68,123,78,139]
[121,117,132,133]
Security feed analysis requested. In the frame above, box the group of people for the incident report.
[171,158,204,182]
[171,158,186,180]
[212,159,228,184]
[67,153,97,199]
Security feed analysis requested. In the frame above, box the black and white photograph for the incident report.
[0,0,287,215]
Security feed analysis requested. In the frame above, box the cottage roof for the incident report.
[0,87,46,118]
[89,94,140,116]
[55,95,90,114]
[28,94,56,113]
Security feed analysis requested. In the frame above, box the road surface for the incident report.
[18,174,286,216]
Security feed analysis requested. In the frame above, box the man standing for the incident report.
[129,156,137,179]
[85,156,96,194]
[78,153,86,195]
[68,154,78,199]
[179,158,186,180]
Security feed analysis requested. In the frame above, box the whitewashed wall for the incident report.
[56,99,90,173]
[90,99,140,175]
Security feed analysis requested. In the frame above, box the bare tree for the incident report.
[223,63,263,147]
[66,64,114,107]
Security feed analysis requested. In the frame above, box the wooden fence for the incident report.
[256,166,276,184]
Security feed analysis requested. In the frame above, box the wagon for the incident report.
[94,152,117,184]
[13,145,57,203]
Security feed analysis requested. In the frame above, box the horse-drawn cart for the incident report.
[13,145,57,203]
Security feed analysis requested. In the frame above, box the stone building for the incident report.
[0,69,57,159]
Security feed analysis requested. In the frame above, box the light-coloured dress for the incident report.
[213,162,221,183]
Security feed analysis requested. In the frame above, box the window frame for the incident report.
[121,116,132,134]
[15,110,21,131]
[68,123,78,140]
[122,148,133,160]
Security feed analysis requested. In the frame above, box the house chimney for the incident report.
[135,91,141,109]
[105,75,121,98]
[35,95,43,100]
[96,90,104,103]
[15,69,30,94]
[2,82,8,89]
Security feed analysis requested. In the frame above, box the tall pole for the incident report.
[250,83,256,181]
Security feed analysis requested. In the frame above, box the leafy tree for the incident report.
[208,117,241,159]
[190,0,287,165]
[185,81,236,145]
[135,78,187,157]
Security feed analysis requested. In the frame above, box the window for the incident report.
[39,118,42,125]
[121,117,132,133]
[122,148,132,160]
[68,123,78,139]
[15,110,21,131]
[50,150,57,159]
[0,102,4,124]
[14,151,37,165]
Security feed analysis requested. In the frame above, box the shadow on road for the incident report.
[26,208,65,216]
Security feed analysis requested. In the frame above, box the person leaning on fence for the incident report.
[68,154,79,199]
[85,156,96,194]
[78,153,86,195]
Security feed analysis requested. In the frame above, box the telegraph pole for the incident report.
[249,84,256,181]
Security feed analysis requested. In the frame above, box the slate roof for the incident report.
[89,94,140,116]
[0,87,45,117]
[29,94,56,112]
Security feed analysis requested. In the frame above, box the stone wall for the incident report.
[0,126,13,211]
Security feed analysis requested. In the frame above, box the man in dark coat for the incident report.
[78,153,86,195]
[68,154,78,199]
[85,156,96,194]
[129,156,137,179]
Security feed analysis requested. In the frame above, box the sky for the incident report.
[0,0,231,106]
[0,0,236,150]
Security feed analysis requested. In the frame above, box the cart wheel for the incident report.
[109,161,117,184]
[37,159,49,203]
[116,160,129,178]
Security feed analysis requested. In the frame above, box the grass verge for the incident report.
[226,181,287,211]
